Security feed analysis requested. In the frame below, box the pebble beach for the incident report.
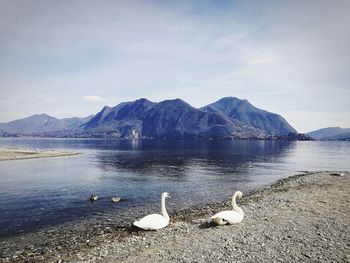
[1,171,349,262]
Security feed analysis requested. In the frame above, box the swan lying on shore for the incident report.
[133,192,170,230]
[211,191,244,225]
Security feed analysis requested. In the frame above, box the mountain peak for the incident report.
[136,98,151,103]
[132,98,153,106]
[215,97,251,106]
[159,98,192,107]
[201,96,296,135]
[162,98,185,103]
[218,96,240,101]
[33,113,53,118]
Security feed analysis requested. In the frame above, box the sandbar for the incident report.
[0,148,79,161]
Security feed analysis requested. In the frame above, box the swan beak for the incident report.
[168,195,171,198]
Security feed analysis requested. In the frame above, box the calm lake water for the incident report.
[0,138,349,237]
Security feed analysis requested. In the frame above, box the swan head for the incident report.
[236,191,243,198]
[162,192,171,198]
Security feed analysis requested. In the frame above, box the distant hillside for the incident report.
[201,97,296,135]
[306,127,350,141]
[0,97,304,140]
[77,98,266,139]
[0,114,92,136]
[325,132,350,141]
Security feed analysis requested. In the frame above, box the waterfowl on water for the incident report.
[90,195,98,201]
[133,192,170,230]
[111,197,121,203]
[211,191,244,225]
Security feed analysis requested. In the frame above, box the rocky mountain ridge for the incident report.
[0,97,301,140]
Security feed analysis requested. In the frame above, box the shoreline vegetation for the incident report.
[0,132,314,141]
[0,148,80,161]
[0,171,349,262]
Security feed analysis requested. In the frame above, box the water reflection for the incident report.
[0,138,349,237]
[95,140,295,178]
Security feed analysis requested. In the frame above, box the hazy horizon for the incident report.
[1,0,349,133]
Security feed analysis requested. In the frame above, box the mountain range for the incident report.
[0,114,92,136]
[306,127,350,141]
[0,97,303,139]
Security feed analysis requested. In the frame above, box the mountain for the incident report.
[306,127,350,141]
[0,114,93,136]
[78,98,266,139]
[0,97,302,140]
[201,97,296,135]
[82,98,155,131]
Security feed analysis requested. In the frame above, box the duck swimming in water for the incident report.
[90,195,98,201]
[111,197,121,203]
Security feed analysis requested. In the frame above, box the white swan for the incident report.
[133,192,170,230]
[211,191,244,225]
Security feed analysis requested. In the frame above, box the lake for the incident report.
[0,138,349,237]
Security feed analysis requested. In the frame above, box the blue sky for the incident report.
[0,0,349,132]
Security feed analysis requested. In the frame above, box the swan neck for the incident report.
[232,193,243,214]
[161,195,169,219]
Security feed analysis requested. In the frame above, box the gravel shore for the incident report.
[1,171,349,262]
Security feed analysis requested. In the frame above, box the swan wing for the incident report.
[133,214,169,230]
[211,210,244,225]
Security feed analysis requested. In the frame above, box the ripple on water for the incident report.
[0,138,349,236]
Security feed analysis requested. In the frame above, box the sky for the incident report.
[0,0,349,133]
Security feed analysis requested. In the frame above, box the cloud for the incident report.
[0,0,349,131]
[84,95,105,102]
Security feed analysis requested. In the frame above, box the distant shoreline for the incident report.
[0,134,314,141]
[0,148,80,161]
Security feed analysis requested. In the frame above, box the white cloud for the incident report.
[0,0,349,130]
[84,95,105,102]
